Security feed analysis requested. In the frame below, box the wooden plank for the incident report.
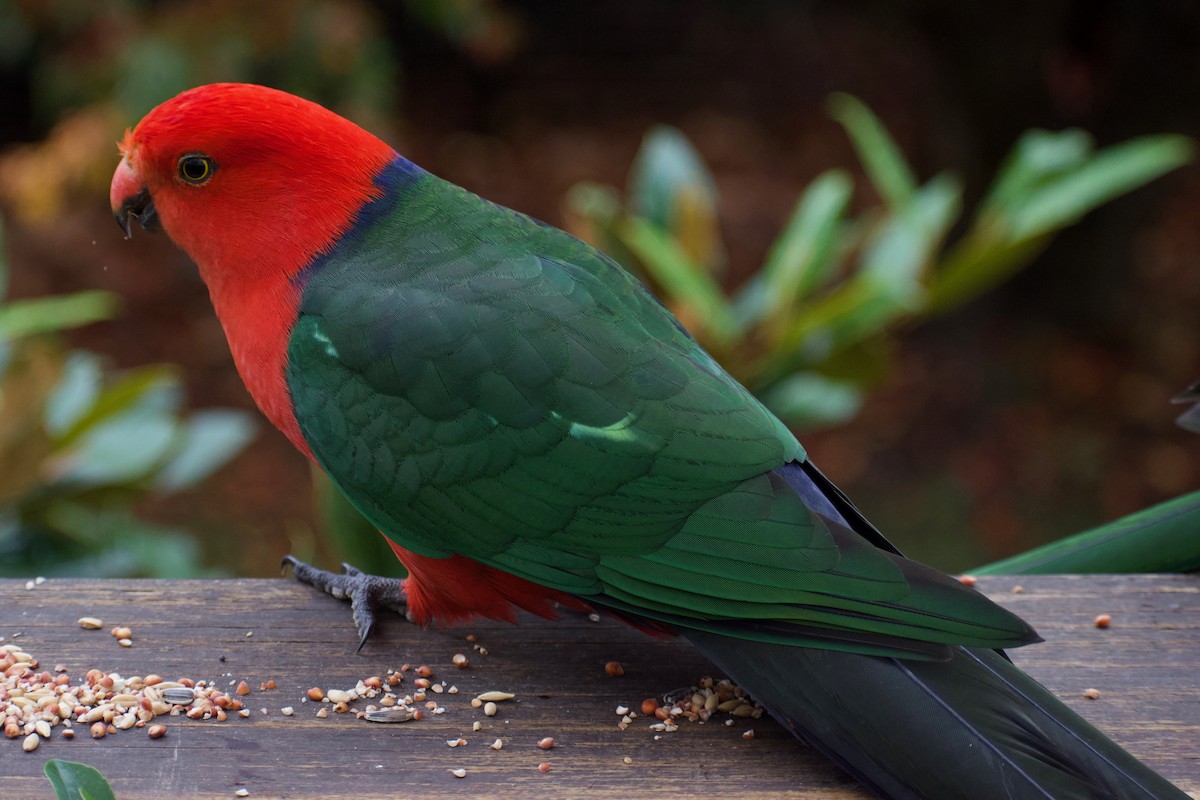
[2,574,1197,799]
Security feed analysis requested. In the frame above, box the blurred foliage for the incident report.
[0,0,402,224]
[0,220,257,577]
[44,760,117,800]
[312,465,406,577]
[565,95,1193,430]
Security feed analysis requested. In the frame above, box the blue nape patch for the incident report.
[292,156,424,290]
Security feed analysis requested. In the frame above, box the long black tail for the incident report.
[684,631,1188,800]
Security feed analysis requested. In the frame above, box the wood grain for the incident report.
[2,575,1197,799]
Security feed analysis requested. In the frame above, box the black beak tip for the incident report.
[116,188,158,240]
[116,209,133,240]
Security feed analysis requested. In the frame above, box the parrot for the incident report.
[110,83,1188,800]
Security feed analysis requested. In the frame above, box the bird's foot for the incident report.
[281,555,409,652]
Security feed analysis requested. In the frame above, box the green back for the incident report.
[286,161,1033,657]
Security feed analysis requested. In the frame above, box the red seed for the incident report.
[538,737,555,750]
[537,762,551,773]
[604,661,624,677]
[1094,614,1112,629]
[640,698,659,716]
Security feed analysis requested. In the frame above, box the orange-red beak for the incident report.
[111,154,158,239]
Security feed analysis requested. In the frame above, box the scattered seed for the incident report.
[118,638,133,648]
[623,756,632,765]
[1084,688,1101,700]
[364,706,419,724]
[306,687,324,701]
[476,691,514,702]
[537,762,551,773]
[415,666,433,679]
[538,737,555,750]
[484,702,498,717]
[148,724,167,739]
[450,769,467,779]
[742,729,755,740]
[35,720,51,738]
[446,737,466,747]
[235,681,250,696]
[78,617,103,630]
[1094,614,1112,629]
[281,707,294,716]
[265,680,276,690]
[235,791,250,798]
[472,721,482,732]
[604,661,624,677]
[162,687,196,705]
[326,689,353,704]
[491,738,503,750]
[315,707,328,719]
[111,626,132,640]
[640,698,659,716]
[1012,585,1024,594]
[957,575,977,587]
[452,653,469,669]
[91,722,107,739]
[22,733,39,752]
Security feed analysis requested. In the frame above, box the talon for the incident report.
[280,553,409,651]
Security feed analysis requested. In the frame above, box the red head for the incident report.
[111,83,396,293]
[110,83,397,453]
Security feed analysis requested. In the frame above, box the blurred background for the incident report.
[1,0,1197,578]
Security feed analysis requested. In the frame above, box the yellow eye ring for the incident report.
[178,154,215,184]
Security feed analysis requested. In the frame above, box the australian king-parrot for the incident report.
[110,83,1188,799]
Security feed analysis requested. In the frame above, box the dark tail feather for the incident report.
[684,631,1188,800]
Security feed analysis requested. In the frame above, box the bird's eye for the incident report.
[178,154,215,185]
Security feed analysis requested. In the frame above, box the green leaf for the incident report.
[759,175,959,382]
[977,128,1092,220]
[1007,133,1193,240]
[155,409,257,492]
[313,465,407,578]
[45,351,103,438]
[750,169,853,326]
[44,759,117,800]
[52,410,179,487]
[972,491,1200,575]
[616,216,740,346]
[857,172,961,295]
[759,372,864,429]
[628,126,724,273]
[925,232,1052,314]
[55,365,179,446]
[828,93,918,209]
[564,181,622,227]
[0,291,119,342]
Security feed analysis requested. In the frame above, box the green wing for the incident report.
[286,166,1033,657]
